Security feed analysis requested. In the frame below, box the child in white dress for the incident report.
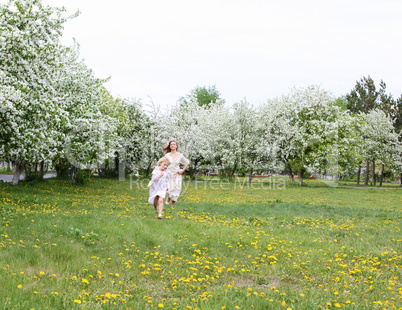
[148,157,170,219]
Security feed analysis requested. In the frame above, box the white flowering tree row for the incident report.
[151,86,402,186]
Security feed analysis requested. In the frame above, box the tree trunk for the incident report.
[400,173,402,187]
[39,161,45,178]
[364,161,370,185]
[372,159,376,186]
[229,162,237,181]
[379,164,384,187]
[357,162,361,185]
[114,154,119,177]
[145,163,152,178]
[12,163,24,185]
[248,167,253,184]
[70,166,77,184]
[119,158,126,181]
[298,168,305,186]
[290,172,295,185]
[191,159,198,180]
[55,164,61,176]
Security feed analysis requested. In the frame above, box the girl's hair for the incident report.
[162,140,179,153]
[157,157,170,166]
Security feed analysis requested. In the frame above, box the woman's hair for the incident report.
[162,140,179,153]
[157,157,170,166]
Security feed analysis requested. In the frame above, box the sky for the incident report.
[43,0,402,108]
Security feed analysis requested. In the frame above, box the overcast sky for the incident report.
[44,0,402,108]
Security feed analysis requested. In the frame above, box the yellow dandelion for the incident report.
[74,300,82,304]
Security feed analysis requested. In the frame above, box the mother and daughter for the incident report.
[148,140,189,219]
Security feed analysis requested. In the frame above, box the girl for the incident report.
[163,140,189,206]
[148,157,170,219]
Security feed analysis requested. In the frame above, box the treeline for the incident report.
[1,1,401,186]
[158,85,402,186]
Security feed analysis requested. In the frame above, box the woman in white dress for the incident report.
[163,140,189,206]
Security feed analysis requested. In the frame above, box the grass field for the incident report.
[0,177,401,309]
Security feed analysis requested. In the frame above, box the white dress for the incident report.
[164,153,190,202]
[148,167,169,205]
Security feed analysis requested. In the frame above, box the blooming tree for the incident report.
[334,112,365,183]
[258,86,341,185]
[110,98,155,177]
[229,100,261,181]
[0,0,78,184]
[202,101,238,178]
[0,0,120,184]
[360,109,400,186]
[392,142,402,186]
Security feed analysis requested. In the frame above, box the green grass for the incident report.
[0,177,401,309]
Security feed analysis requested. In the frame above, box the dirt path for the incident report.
[338,185,401,190]
[0,173,56,182]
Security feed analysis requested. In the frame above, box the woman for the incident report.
[163,140,189,206]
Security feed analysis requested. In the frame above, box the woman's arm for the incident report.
[178,163,189,175]
[178,155,190,175]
